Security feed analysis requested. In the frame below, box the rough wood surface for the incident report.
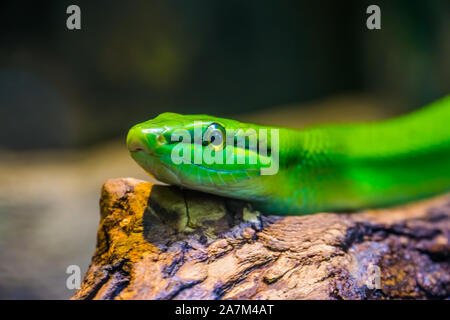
[72,178,450,300]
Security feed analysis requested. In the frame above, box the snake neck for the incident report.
[256,96,450,214]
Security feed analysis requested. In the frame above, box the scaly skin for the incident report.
[127,95,450,215]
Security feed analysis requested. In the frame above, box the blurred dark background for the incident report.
[0,0,448,299]
[1,0,448,150]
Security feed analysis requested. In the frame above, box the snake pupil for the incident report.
[204,123,225,151]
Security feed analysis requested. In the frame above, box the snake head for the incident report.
[127,112,279,200]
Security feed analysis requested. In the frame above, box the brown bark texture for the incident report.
[72,178,450,300]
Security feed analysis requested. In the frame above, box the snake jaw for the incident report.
[128,121,195,188]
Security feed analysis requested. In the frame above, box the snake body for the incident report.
[127,96,450,215]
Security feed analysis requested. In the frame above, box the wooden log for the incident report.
[72,178,450,300]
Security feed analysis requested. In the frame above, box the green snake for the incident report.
[127,95,450,215]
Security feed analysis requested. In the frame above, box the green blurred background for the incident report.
[0,0,449,299]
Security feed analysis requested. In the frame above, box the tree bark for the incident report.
[72,178,450,300]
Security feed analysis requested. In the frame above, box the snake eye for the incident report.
[204,123,225,151]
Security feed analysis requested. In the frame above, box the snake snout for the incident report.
[127,127,147,153]
[127,124,168,154]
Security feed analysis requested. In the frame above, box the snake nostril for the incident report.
[127,139,145,153]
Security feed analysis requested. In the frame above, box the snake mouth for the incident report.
[129,149,181,185]
[129,147,161,160]
[191,162,258,175]
[129,145,145,152]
